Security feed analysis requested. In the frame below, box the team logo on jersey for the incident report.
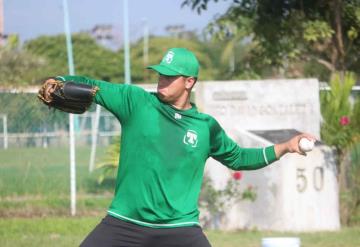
[163,51,174,64]
[183,130,198,147]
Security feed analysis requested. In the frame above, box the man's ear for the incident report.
[185,77,196,90]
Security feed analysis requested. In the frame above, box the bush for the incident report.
[320,71,360,225]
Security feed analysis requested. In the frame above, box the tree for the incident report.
[127,36,218,83]
[25,33,124,82]
[182,0,360,80]
[0,35,46,86]
[25,34,219,84]
[205,15,264,79]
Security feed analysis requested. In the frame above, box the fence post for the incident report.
[89,105,101,172]
[2,114,7,149]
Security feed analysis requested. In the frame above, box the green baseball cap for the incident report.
[147,48,199,77]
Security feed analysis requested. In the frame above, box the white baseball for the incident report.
[299,138,315,152]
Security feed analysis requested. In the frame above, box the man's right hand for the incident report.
[274,133,317,159]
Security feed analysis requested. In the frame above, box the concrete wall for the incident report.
[195,79,340,231]
[195,79,321,138]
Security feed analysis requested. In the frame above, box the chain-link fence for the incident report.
[0,89,122,217]
[0,91,120,149]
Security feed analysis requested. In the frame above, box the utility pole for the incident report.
[62,0,77,217]
[123,0,131,84]
[142,18,149,82]
[0,0,4,46]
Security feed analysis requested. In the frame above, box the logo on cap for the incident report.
[164,51,174,64]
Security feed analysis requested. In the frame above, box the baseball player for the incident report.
[39,48,315,247]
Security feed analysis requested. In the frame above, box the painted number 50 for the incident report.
[296,167,324,193]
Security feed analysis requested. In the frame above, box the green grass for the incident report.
[207,228,360,247]
[0,216,101,247]
[0,217,359,247]
[1,147,360,246]
[0,146,111,196]
[0,146,114,216]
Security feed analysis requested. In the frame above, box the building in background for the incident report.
[165,24,197,39]
[87,24,122,51]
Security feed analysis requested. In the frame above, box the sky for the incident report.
[3,0,232,43]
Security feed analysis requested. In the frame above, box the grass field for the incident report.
[1,146,360,246]
[0,146,111,196]
[0,217,359,247]
[0,146,113,217]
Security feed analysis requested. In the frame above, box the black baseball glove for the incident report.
[38,78,99,114]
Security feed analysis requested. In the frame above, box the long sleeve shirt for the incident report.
[56,75,277,228]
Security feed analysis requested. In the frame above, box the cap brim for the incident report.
[147,65,182,76]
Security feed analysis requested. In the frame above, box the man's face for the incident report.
[157,75,187,103]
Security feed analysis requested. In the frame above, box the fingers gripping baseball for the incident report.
[288,134,317,156]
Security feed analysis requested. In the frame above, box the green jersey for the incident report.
[57,76,277,228]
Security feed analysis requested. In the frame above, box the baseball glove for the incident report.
[38,78,99,114]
